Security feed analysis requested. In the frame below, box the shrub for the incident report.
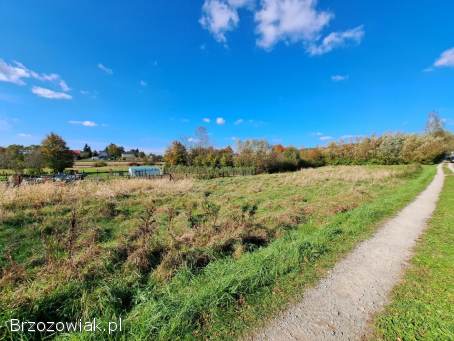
[93,161,108,167]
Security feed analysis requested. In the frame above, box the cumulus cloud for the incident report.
[32,86,72,100]
[68,120,98,127]
[200,0,364,55]
[200,0,255,44]
[0,58,71,91]
[200,0,240,43]
[234,118,244,125]
[216,117,226,125]
[307,25,365,55]
[17,133,32,138]
[255,0,333,49]
[98,63,113,75]
[331,74,349,82]
[433,47,454,68]
[203,117,211,123]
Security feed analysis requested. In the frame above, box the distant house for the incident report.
[121,153,136,160]
[71,150,81,159]
[92,151,108,160]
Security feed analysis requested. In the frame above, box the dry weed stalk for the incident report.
[66,208,79,268]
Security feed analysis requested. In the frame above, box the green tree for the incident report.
[80,143,93,159]
[0,145,25,173]
[41,133,74,173]
[219,146,234,167]
[105,143,124,159]
[23,146,45,174]
[235,139,272,172]
[164,141,188,165]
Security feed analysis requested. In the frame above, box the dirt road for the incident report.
[251,165,444,340]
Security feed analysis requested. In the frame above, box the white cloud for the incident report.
[199,0,364,55]
[433,47,454,68]
[199,0,254,44]
[319,135,333,141]
[331,74,349,82]
[29,71,59,83]
[98,63,113,75]
[229,0,254,7]
[216,117,226,125]
[32,86,72,100]
[17,133,32,138]
[234,118,244,125]
[203,117,211,123]
[59,80,71,92]
[140,80,147,87]
[0,59,71,91]
[200,0,240,43]
[0,59,30,85]
[255,0,333,49]
[68,120,97,127]
[340,134,362,140]
[307,25,365,55]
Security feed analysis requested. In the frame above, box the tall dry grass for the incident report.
[0,178,193,209]
[284,165,420,186]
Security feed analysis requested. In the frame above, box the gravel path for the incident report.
[250,164,444,341]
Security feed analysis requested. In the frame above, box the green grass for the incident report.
[119,166,436,340]
[373,165,454,341]
[0,165,436,340]
[71,166,129,173]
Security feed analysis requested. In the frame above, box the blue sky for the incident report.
[0,0,453,153]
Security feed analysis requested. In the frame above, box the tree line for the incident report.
[76,143,161,162]
[1,113,453,175]
[163,113,454,172]
[0,133,74,174]
[0,134,162,174]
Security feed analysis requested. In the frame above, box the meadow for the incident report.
[0,164,435,339]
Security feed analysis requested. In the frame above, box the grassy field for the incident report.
[373,165,454,340]
[0,165,435,339]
